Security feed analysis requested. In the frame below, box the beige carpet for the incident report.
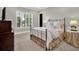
[14,32,79,51]
[14,32,44,51]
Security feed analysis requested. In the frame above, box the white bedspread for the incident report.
[31,27,63,49]
[31,19,64,49]
[32,27,47,41]
[46,29,63,48]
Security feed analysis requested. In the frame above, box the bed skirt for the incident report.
[49,33,64,50]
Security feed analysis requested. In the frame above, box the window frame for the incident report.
[16,11,33,29]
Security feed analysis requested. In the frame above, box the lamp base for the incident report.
[71,26,77,31]
[71,29,77,31]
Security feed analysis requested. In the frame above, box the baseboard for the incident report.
[14,31,30,35]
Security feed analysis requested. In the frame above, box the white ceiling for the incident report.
[25,7,48,11]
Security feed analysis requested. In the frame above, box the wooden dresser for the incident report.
[0,21,14,51]
[64,30,79,48]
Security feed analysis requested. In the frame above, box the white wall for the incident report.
[40,7,79,31]
[40,7,79,19]
[5,7,39,34]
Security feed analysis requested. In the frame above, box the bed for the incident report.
[30,19,65,50]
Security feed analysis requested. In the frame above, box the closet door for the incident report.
[39,14,43,27]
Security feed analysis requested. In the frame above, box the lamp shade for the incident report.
[70,20,78,26]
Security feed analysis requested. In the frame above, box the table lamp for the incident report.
[70,20,78,31]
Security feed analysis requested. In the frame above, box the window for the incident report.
[17,17,21,27]
[21,12,26,27]
[16,11,21,27]
[26,13,33,26]
[16,11,33,28]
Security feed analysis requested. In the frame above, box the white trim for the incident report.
[14,31,30,35]
[16,26,30,29]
